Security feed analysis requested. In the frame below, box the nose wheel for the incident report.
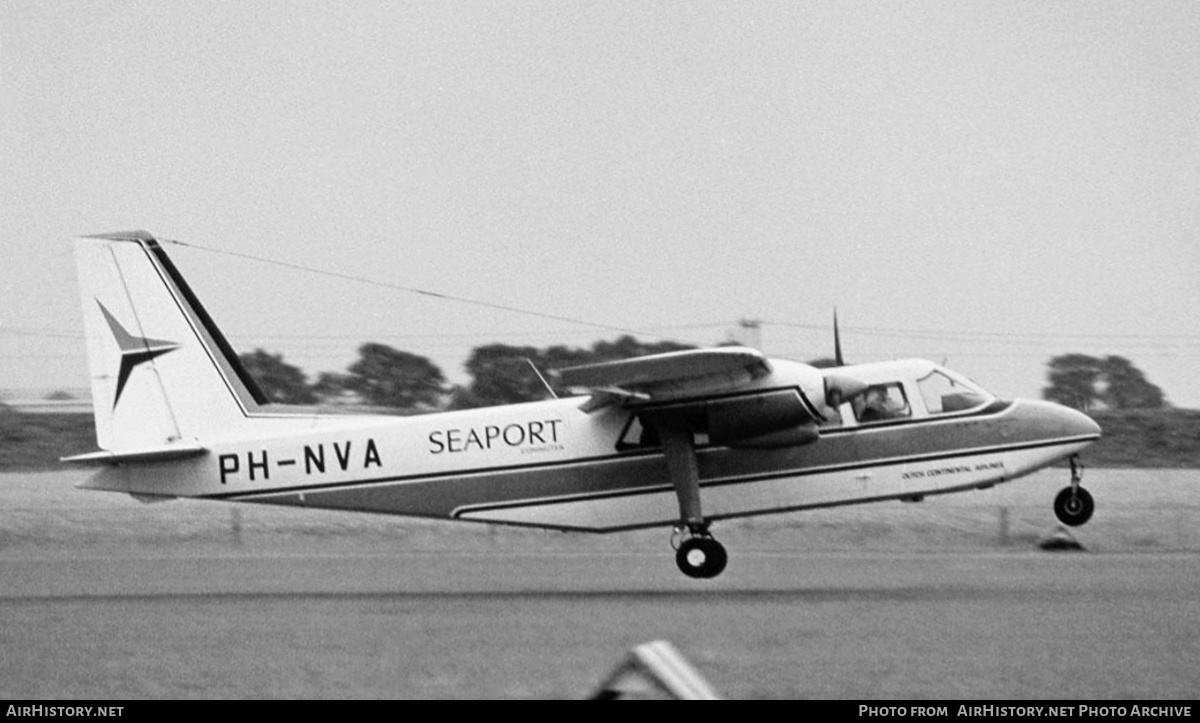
[1054,455,1095,526]
[674,533,728,579]
[1054,486,1094,526]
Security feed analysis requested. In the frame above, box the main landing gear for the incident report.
[1054,455,1095,526]
[655,422,729,579]
[673,526,728,579]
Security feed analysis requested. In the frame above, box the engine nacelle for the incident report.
[722,423,820,449]
[640,387,822,449]
[706,389,818,446]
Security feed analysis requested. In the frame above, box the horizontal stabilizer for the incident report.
[61,443,208,466]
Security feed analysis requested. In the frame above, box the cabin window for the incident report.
[852,383,911,423]
[617,414,709,450]
[618,415,657,449]
[917,371,989,414]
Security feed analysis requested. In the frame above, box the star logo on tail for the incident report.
[96,300,180,409]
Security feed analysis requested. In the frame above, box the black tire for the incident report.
[1054,486,1095,527]
[676,537,728,579]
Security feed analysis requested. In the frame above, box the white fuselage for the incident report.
[82,388,1099,532]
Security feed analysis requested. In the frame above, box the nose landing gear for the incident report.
[1054,455,1094,526]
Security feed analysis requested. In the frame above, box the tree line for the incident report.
[240,342,1168,412]
[1042,354,1165,411]
[238,335,694,411]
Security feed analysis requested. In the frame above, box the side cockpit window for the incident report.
[853,383,911,423]
[918,370,989,415]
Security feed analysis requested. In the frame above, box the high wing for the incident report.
[557,345,824,449]
[556,346,773,411]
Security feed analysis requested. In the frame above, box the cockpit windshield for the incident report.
[916,368,991,415]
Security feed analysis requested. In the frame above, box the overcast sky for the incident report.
[3,1,1199,407]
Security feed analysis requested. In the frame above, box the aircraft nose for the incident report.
[1040,400,1102,439]
[1064,405,1101,438]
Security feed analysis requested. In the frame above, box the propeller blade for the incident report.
[833,308,845,367]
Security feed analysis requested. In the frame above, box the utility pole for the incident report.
[738,318,762,350]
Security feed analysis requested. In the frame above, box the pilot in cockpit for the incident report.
[857,385,908,422]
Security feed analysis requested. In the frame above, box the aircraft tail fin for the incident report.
[74,231,271,452]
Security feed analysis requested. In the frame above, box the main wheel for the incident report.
[1054,486,1095,526]
[676,537,728,579]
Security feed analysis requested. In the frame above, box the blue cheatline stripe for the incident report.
[203,401,1050,502]
[214,434,1097,523]
[448,435,1097,519]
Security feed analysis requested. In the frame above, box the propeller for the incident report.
[833,308,844,367]
[823,308,866,407]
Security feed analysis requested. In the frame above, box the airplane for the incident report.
[64,231,1102,579]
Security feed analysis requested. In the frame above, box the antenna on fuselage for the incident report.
[526,358,559,399]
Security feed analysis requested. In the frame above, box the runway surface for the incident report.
[2,550,1199,699]
[2,469,1198,699]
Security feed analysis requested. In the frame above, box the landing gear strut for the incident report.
[656,422,729,579]
[1054,455,1094,526]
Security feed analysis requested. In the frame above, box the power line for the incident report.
[230,322,730,341]
[6,321,1200,352]
[0,326,82,339]
[164,238,664,340]
[761,319,1200,342]
[17,239,1200,350]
